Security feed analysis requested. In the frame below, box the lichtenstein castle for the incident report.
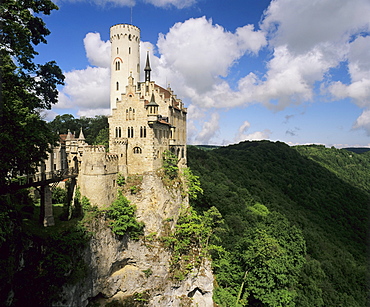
[108,24,187,176]
[49,24,187,207]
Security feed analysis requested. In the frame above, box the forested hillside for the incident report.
[187,141,369,307]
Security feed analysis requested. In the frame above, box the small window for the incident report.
[117,47,119,54]
[115,61,120,70]
[133,147,142,154]
[116,82,119,91]
[129,47,131,54]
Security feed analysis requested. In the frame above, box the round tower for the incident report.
[110,24,141,110]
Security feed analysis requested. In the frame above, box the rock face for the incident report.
[59,172,214,306]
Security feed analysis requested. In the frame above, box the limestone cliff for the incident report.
[59,172,214,306]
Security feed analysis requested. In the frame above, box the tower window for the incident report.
[115,61,120,70]
[128,127,134,138]
[133,147,142,154]
[129,47,131,54]
[117,47,119,54]
[116,82,119,91]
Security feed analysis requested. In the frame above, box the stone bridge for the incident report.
[7,167,78,227]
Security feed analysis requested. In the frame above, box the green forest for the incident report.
[187,141,369,306]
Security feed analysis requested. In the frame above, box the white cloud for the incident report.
[57,66,110,110]
[144,0,195,9]
[353,109,370,136]
[157,17,266,95]
[235,120,272,143]
[83,32,110,68]
[56,33,111,115]
[194,112,220,144]
[77,108,111,117]
[328,35,370,131]
[261,0,370,53]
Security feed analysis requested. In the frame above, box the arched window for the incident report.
[116,82,119,91]
[117,47,119,54]
[129,107,132,120]
[129,47,131,54]
[144,126,146,138]
[115,61,120,70]
[140,127,143,138]
[131,127,134,138]
[118,127,121,138]
[127,127,130,138]
[115,127,118,138]
[133,147,142,154]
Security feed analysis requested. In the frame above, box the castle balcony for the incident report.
[147,114,158,125]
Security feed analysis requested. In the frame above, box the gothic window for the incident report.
[128,127,130,138]
[129,47,131,54]
[118,127,121,138]
[115,61,120,70]
[129,107,132,120]
[133,147,142,154]
[140,127,143,138]
[116,82,119,91]
[131,127,134,138]
[115,127,118,138]
[144,126,146,138]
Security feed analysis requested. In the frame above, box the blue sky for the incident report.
[36,0,370,147]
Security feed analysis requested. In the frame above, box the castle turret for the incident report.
[110,24,140,110]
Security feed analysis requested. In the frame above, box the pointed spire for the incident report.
[147,92,158,106]
[78,127,85,140]
[66,129,72,140]
[144,51,151,82]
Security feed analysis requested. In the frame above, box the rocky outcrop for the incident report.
[58,172,214,306]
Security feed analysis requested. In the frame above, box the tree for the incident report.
[0,0,64,190]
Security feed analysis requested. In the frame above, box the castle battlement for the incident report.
[84,145,106,153]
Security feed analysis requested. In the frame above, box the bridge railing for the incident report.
[17,167,78,186]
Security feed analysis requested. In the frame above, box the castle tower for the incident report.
[110,24,141,110]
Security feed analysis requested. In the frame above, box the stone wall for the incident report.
[78,149,119,208]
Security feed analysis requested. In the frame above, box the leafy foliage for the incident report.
[162,150,179,179]
[51,187,67,204]
[162,205,224,281]
[187,141,369,306]
[181,167,203,200]
[0,0,64,190]
[47,114,109,146]
[107,191,144,240]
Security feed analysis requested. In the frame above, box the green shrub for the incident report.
[107,191,144,240]
[162,150,178,179]
[52,187,67,204]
